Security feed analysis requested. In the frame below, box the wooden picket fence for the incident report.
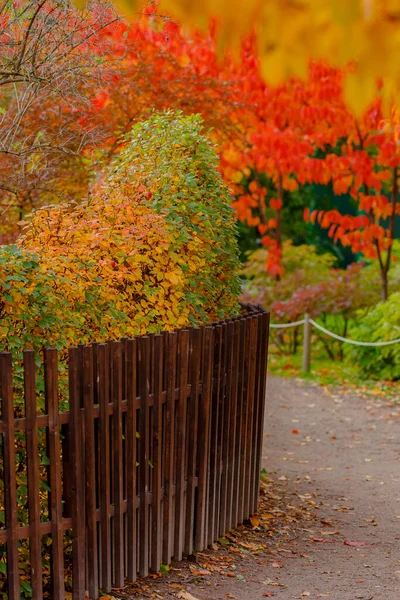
[0,305,269,599]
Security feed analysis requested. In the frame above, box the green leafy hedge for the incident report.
[0,112,241,597]
[108,110,241,323]
[347,293,400,380]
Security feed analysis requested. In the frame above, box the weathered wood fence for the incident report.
[0,305,269,599]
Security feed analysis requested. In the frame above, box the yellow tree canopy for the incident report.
[74,0,400,113]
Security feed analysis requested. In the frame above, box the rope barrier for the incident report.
[269,319,305,329]
[269,317,400,347]
[309,319,400,347]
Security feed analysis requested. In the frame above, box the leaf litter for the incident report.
[121,474,316,599]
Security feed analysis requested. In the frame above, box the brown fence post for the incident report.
[24,350,43,600]
[162,331,177,564]
[44,348,65,600]
[69,347,86,599]
[111,341,124,588]
[253,312,270,508]
[245,316,258,520]
[219,321,234,536]
[232,318,246,527]
[174,329,189,561]
[184,328,201,556]
[207,324,222,545]
[151,334,163,572]
[226,319,240,531]
[0,353,20,600]
[138,336,150,577]
[98,343,112,592]
[82,345,98,599]
[238,318,251,523]
[195,326,213,552]
[126,338,138,582]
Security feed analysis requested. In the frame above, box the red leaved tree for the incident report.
[220,53,348,278]
[306,93,400,300]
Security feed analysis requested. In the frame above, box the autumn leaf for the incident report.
[177,591,202,600]
[344,541,366,547]
[250,515,260,527]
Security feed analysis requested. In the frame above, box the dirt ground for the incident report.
[119,376,400,600]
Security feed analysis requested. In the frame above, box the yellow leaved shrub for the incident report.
[16,112,240,347]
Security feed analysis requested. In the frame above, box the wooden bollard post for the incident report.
[302,313,311,373]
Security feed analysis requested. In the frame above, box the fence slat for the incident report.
[23,351,43,600]
[195,326,213,551]
[138,336,150,577]
[44,348,65,600]
[214,323,228,538]
[219,323,234,537]
[151,335,163,571]
[184,328,201,556]
[82,346,98,599]
[98,343,112,592]
[226,321,240,531]
[207,325,222,545]
[69,347,86,599]
[111,341,124,588]
[253,313,270,508]
[126,338,137,582]
[1,353,20,600]
[250,317,261,515]
[174,329,189,560]
[244,317,258,520]
[239,319,252,523]
[162,332,177,564]
[232,319,246,527]
[250,315,263,514]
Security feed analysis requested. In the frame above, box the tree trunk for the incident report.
[373,166,397,301]
[381,272,389,302]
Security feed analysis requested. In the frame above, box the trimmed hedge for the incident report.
[16,111,240,352]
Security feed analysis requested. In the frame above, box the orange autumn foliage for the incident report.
[18,113,240,345]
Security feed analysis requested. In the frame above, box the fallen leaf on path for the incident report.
[239,541,260,552]
[189,568,211,576]
[225,595,237,599]
[262,513,275,520]
[263,578,286,587]
[320,520,333,527]
[312,538,328,543]
[250,516,260,527]
[292,429,299,434]
[263,594,274,598]
[177,592,201,600]
[271,562,283,568]
[301,593,311,597]
[344,541,366,547]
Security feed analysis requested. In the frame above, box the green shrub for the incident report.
[108,110,241,322]
[0,245,82,355]
[347,293,400,381]
[18,111,240,349]
[1,112,242,597]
